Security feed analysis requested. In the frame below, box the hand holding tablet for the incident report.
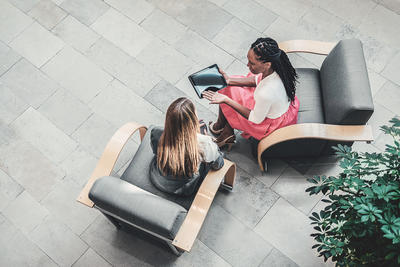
[188,64,227,99]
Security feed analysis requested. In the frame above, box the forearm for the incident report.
[225,98,250,119]
[227,76,256,87]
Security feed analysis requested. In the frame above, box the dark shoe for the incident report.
[213,134,235,151]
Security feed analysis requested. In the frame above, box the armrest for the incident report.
[172,159,236,251]
[77,122,147,207]
[279,40,336,55]
[89,176,187,240]
[257,123,374,171]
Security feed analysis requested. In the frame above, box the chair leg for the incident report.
[166,241,184,256]
[103,213,121,229]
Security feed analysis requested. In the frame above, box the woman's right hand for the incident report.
[219,68,230,85]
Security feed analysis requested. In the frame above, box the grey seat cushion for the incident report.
[89,176,187,240]
[295,68,325,124]
[120,126,196,210]
[320,39,374,125]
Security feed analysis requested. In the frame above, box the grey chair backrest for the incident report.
[320,39,374,125]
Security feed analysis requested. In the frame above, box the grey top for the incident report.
[149,127,224,197]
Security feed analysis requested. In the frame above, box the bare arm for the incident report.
[202,91,250,119]
[220,69,256,87]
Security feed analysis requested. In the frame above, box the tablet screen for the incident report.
[188,64,227,98]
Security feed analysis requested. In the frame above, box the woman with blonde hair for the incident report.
[149,97,224,196]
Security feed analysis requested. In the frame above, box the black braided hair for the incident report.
[251,37,297,102]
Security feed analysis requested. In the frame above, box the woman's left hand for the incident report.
[202,91,228,104]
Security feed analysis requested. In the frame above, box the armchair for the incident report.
[257,39,374,171]
[77,122,236,255]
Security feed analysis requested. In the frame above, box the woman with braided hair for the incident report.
[203,37,300,149]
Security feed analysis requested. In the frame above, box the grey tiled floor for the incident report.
[1,0,399,266]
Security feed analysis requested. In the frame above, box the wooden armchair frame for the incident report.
[256,40,374,171]
[77,122,236,253]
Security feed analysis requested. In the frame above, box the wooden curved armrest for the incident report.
[172,159,236,252]
[257,123,374,171]
[77,122,147,207]
[279,40,336,55]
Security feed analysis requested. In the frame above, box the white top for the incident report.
[197,133,221,162]
[248,72,290,124]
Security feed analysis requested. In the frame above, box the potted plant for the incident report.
[306,118,400,267]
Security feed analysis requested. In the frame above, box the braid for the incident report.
[251,37,297,102]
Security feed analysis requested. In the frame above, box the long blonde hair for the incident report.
[157,97,200,177]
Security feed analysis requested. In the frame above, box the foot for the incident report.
[214,126,235,149]
[209,121,224,135]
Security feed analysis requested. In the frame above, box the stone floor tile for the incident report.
[144,80,188,112]
[38,88,93,135]
[375,81,400,115]
[3,190,49,234]
[7,0,40,12]
[136,38,194,85]
[90,79,164,127]
[298,6,352,42]
[28,216,88,266]
[42,46,113,103]
[85,38,161,97]
[225,135,287,187]
[223,0,277,32]
[198,204,273,267]
[0,121,15,147]
[259,248,299,267]
[60,146,98,187]
[28,0,67,30]
[11,107,78,163]
[72,248,111,267]
[0,168,23,212]
[256,0,313,23]
[0,83,28,124]
[71,113,118,157]
[60,0,109,26]
[10,22,64,67]
[176,1,233,40]
[80,216,168,266]
[83,221,231,267]
[254,198,331,267]
[174,30,235,69]
[380,0,400,14]
[0,59,58,108]
[91,8,153,57]
[368,68,387,96]
[0,0,33,44]
[146,0,196,18]
[105,0,154,24]
[209,0,229,6]
[226,59,249,75]
[0,216,57,267]
[316,0,377,27]
[356,32,398,73]
[359,4,400,48]
[264,17,312,42]
[52,15,100,52]
[382,51,400,85]
[141,9,187,45]
[212,18,260,63]
[0,139,65,200]
[41,179,98,235]
[272,173,322,215]
[368,102,396,140]
[0,41,20,76]
[215,167,279,228]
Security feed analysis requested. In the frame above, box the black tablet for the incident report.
[188,64,227,98]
